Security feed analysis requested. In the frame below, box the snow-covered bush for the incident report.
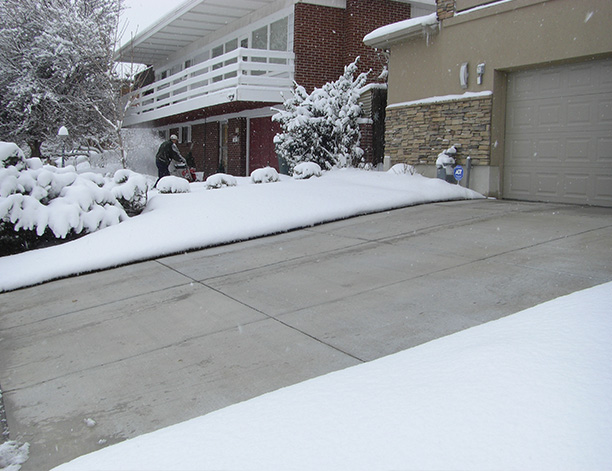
[388,163,416,175]
[157,175,190,194]
[0,142,150,255]
[251,167,279,184]
[293,162,322,179]
[0,142,26,170]
[206,173,237,189]
[435,146,457,168]
[273,58,369,173]
[110,169,149,215]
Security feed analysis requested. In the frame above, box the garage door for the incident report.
[504,58,612,206]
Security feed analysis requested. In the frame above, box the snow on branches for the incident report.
[273,58,369,173]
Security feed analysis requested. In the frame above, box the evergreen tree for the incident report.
[0,0,123,157]
[273,58,369,172]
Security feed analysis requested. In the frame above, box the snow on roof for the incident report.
[388,91,493,109]
[363,12,438,48]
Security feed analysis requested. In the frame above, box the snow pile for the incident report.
[388,163,416,175]
[205,173,237,189]
[51,282,612,470]
[0,168,482,291]
[0,441,29,471]
[293,162,322,179]
[157,176,190,194]
[250,167,279,184]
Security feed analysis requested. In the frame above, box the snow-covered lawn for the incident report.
[0,167,481,292]
[48,281,612,471]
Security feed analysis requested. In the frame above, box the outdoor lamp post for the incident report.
[58,126,69,167]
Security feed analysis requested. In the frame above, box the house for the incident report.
[115,0,436,177]
[364,0,612,206]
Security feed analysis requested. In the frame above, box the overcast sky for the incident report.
[119,0,183,47]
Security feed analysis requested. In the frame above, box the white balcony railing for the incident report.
[123,48,294,124]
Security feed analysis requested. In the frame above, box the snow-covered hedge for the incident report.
[206,173,237,189]
[157,175,190,194]
[251,167,279,184]
[293,162,322,179]
[0,142,149,255]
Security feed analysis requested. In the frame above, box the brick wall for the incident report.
[294,3,345,92]
[204,122,219,177]
[294,1,411,91]
[227,118,247,176]
[191,123,206,172]
[385,95,492,166]
[344,0,411,80]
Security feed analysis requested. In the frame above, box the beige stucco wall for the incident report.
[382,0,611,196]
[388,0,612,105]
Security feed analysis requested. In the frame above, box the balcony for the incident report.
[123,48,295,126]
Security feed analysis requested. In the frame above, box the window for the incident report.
[252,26,268,50]
[270,18,288,51]
[181,126,191,143]
[224,39,238,79]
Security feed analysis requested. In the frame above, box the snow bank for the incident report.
[0,441,29,471]
[0,169,482,292]
[51,282,612,470]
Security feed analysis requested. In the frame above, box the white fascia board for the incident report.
[298,0,346,8]
[122,86,292,127]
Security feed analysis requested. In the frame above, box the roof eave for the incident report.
[114,0,204,64]
[364,22,438,49]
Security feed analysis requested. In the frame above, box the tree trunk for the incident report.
[28,140,42,157]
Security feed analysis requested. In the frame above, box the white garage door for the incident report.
[504,58,612,206]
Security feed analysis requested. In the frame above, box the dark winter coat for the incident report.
[156,140,184,165]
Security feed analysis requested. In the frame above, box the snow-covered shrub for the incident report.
[206,173,237,189]
[273,58,369,173]
[0,142,150,255]
[251,167,279,184]
[388,163,416,175]
[293,162,322,179]
[109,169,149,215]
[0,142,26,170]
[435,146,457,168]
[157,175,190,194]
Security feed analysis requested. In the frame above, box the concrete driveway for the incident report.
[1,199,611,470]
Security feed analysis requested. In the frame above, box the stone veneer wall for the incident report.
[385,94,492,166]
[436,0,456,20]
